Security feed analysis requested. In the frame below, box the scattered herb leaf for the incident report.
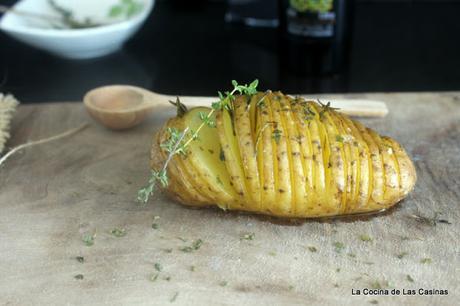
[397,252,408,259]
[150,273,159,282]
[154,263,162,272]
[111,228,126,237]
[272,129,282,144]
[333,242,345,253]
[406,275,414,282]
[170,292,179,303]
[82,233,96,246]
[240,233,255,241]
[152,223,159,229]
[74,274,84,280]
[420,258,432,264]
[360,234,373,242]
[219,281,228,287]
[76,256,85,263]
[307,246,317,252]
[336,135,344,143]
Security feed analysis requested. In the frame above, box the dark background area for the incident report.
[0,0,459,103]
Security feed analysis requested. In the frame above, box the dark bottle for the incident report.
[278,0,353,76]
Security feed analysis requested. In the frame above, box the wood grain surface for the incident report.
[0,92,459,306]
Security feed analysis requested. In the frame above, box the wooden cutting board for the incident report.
[0,92,459,306]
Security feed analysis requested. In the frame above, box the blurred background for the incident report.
[0,0,459,103]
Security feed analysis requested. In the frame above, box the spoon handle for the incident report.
[156,94,388,118]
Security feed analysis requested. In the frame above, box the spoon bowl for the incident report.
[84,85,161,130]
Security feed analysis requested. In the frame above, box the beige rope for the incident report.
[0,123,89,167]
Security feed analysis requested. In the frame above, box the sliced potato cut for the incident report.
[329,111,356,214]
[290,98,315,215]
[280,95,307,215]
[270,92,293,214]
[216,108,248,208]
[233,95,261,207]
[255,93,277,213]
[312,104,344,216]
[181,107,237,207]
[297,103,331,216]
[354,121,386,209]
[159,118,213,205]
[368,130,400,206]
[341,116,371,213]
[382,137,416,197]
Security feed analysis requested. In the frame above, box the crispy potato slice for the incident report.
[354,121,386,209]
[280,95,307,215]
[329,111,356,214]
[299,103,331,216]
[382,137,416,197]
[312,105,345,215]
[157,118,213,205]
[216,108,248,208]
[290,98,315,215]
[341,116,371,213]
[368,130,400,206]
[181,107,237,207]
[270,92,293,214]
[234,95,261,207]
[255,93,277,213]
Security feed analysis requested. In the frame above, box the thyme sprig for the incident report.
[137,80,259,203]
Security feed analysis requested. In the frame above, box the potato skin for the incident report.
[152,93,416,218]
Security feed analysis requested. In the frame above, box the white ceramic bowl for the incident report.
[0,0,154,59]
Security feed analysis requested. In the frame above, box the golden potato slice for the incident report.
[280,95,307,215]
[216,108,248,208]
[254,92,277,213]
[181,107,237,207]
[382,137,416,197]
[311,104,345,215]
[157,118,213,205]
[354,121,386,209]
[270,92,293,214]
[367,130,399,206]
[341,116,371,213]
[289,98,315,215]
[329,111,357,214]
[233,95,261,207]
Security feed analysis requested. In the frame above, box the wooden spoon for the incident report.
[83,85,388,130]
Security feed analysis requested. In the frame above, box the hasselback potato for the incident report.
[150,91,416,218]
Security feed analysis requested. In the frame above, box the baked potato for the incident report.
[150,91,416,218]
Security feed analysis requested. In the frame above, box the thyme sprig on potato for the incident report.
[137,80,259,203]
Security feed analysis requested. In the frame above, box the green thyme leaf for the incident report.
[150,273,159,282]
[240,233,255,241]
[170,292,179,303]
[154,263,162,272]
[272,129,282,144]
[406,275,414,282]
[397,252,408,259]
[76,256,85,263]
[111,228,126,237]
[420,258,432,264]
[307,246,317,252]
[82,233,95,246]
[360,234,373,242]
[74,274,84,280]
[333,242,345,253]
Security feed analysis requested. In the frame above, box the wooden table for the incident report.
[0,92,459,305]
